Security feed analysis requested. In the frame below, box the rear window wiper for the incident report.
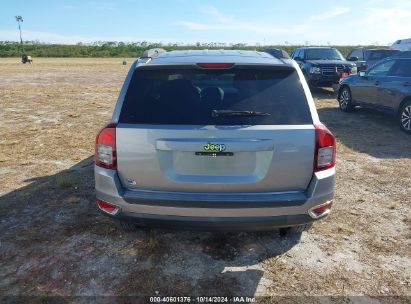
[212,110,271,118]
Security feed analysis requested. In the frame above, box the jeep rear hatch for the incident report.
[115,65,316,192]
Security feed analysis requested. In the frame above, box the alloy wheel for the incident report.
[401,105,411,131]
[339,90,350,109]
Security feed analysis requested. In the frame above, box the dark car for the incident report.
[291,47,357,88]
[338,56,411,134]
[346,48,400,72]
[263,48,290,59]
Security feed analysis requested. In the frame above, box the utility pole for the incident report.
[15,16,24,53]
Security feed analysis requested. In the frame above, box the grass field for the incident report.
[0,58,410,300]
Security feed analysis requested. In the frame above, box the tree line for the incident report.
[0,41,384,58]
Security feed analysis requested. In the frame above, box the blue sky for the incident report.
[1,0,410,45]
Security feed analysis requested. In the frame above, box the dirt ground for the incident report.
[0,58,410,302]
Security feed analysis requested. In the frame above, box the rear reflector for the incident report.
[97,200,119,215]
[197,63,234,69]
[314,123,336,172]
[309,201,333,219]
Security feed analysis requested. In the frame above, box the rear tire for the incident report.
[114,219,138,232]
[338,87,354,112]
[399,101,411,134]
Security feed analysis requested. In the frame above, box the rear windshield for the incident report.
[119,67,312,125]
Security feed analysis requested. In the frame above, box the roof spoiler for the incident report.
[141,48,166,58]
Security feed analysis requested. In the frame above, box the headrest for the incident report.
[201,87,224,102]
[159,79,200,102]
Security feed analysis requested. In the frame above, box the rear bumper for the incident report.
[95,166,335,231]
[105,212,315,232]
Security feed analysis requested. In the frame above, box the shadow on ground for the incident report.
[0,157,302,297]
[310,87,337,100]
[312,91,411,159]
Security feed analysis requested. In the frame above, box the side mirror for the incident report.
[294,56,303,61]
[348,56,359,61]
[359,71,366,77]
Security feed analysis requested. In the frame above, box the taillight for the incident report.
[314,123,336,172]
[95,123,117,170]
[197,63,234,69]
[97,199,119,215]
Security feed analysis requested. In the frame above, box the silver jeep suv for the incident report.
[95,49,336,232]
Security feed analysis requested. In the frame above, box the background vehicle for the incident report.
[95,49,336,232]
[291,47,357,88]
[263,48,290,59]
[21,54,33,64]
[391,38,411,51]
[338,56,411,134]
[346,48,400,72]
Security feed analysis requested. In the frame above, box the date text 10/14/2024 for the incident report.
[150,296,256,303]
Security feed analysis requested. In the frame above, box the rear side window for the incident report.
[367,50,400,61]
[119,67,312,125]
[389,59,411,77]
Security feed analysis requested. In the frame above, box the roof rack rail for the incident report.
[141,48,166,58]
